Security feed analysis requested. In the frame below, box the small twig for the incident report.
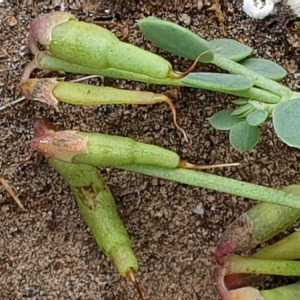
[0,176,27,211]
[0,97,26,112]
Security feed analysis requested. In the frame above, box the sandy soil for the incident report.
[1,1,300,299]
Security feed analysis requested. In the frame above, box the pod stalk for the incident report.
[127,270,146,300]
[179,160,239,170]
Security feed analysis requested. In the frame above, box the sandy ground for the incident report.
[1,1,300,299]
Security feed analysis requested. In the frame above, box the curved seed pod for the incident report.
[215,185,300,265]
[50,159,145,299]
[21,51,177,85]
[31,119,180,168]
[32,119,238,171]
[21,78,187,141]
[29,12,180,79]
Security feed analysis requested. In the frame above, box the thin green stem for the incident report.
[213,53,291,97]
[291,91,300,99]
[253,231,300,260]
[225,254,300,276]
[230,87,280,104]
[120,165,300,209]
[260,282,300,300]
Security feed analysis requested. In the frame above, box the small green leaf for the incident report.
[273,98,300,148]
[230,121,260,152]
[208,39,253,61]
[208,110,240,130]
[233,98,249,106]
[138,17,213,62]
[246,110,268,126]
[241,58,287,81]
[232,103,254,116]
[181,73,253,92]
[239,107,256,118]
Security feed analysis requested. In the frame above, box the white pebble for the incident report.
[243,0,281,19]
[193,203,205,216]
[287,0,300,17]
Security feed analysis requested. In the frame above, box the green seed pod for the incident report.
[31,119,180,168]
[29,12,177,79]
[21,78,187,141]
[50,159,138,277]
[49,19,118,70]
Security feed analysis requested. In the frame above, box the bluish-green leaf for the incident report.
[232,103,254,116]
[181,73,253,92]
[233,98,249,106]
[246,110,268,126]
[273,98,300,148]
[239,107,256,118]
[138,17,213,62]
[230,121,260,152]
[241,58,287,81]
[208,39,253,61]
[208,110,240,130]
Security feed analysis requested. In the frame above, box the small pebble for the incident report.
[193,203,205,216]
[7,16,18,27]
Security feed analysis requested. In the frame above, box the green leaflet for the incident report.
[233,98,249,105]
[229,121,260,152]
[208,110,240,130]
[181,73,253,92]
[138,17,213,62]
[208,39,253,61]
[246,110,268,126]
[241,58,287,81]
[232,103,254,116]
[273,98,300,148]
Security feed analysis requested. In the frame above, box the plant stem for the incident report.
[229,87,280,104]
[225,254,300,276]
[260,282,300,300]
[121,165,300,208]
[253,231,300,260]
[213,53,291,98]
[35,52,281,103]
